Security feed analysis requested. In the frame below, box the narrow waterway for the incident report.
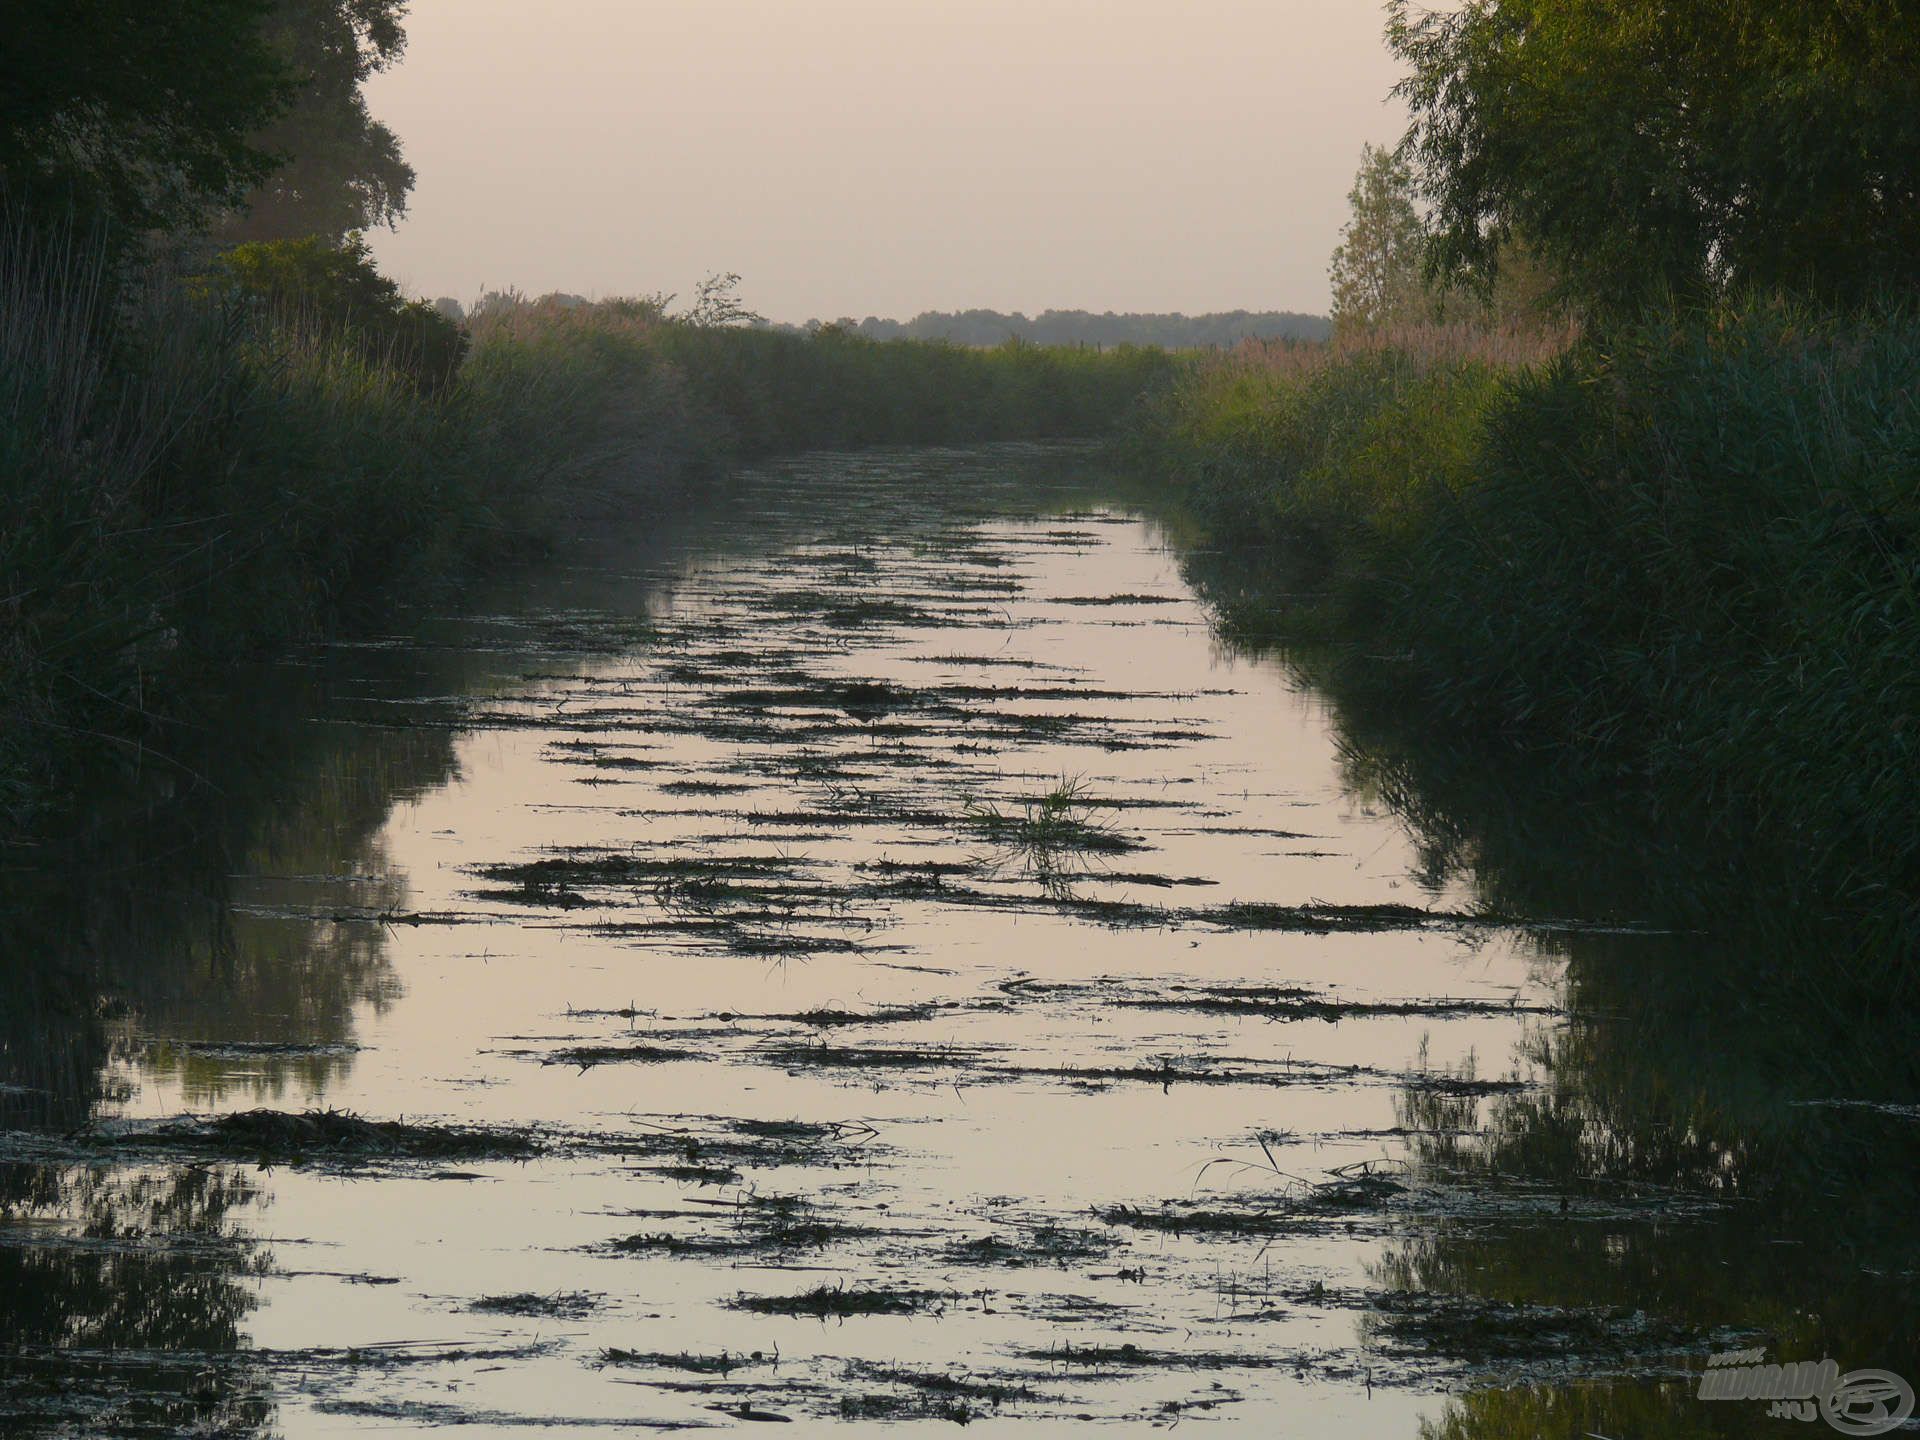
[3,445,1913,1436]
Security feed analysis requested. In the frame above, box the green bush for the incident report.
[210,234,468,393]
[1137,341,1504,590]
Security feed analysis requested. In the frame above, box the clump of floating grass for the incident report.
[730,1283,947,1318]
[470,1291,599,1319]
[598,1348,774,1374]
[964,775,1148,886]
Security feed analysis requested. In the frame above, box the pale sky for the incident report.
[363,0,1407,322]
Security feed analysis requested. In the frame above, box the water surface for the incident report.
[4,445,1913,1436]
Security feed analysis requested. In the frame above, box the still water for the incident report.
[3,445,1913,1436]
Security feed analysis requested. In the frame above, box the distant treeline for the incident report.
[775,309,1331,349]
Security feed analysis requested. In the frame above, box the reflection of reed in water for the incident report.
[0,1161,275,1435]
[1168,531,1920,1432]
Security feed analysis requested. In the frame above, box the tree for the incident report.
[1388,0,1920,310]
[0,1,292,232]
[221,0,414,243]
[1328,143,1431,330]
[683,272,765,328]
[211,233,466,392]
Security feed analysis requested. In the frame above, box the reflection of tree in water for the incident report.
[1,663,464,1124]
[0,1160,275,1435]
[131,724,451,1106]
[0,647,467,1433]
[1376,957,1919,1437]
[1172,539,1920,1436]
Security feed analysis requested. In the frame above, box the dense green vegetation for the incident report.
[655,321,1168,452]
[0,2,1175,834]
[1134,0,1920,962]
[1389,0,1920,310]
[1,1,291,232]
[1140,309,1919,965]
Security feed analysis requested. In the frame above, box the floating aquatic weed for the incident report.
[743,1002,951,1027]
[1357,1293,1714,1375]
[731,1283,951,1318]
[1099,1162,1412,1240]
[469,1291,600,1319]
[608,1201,865,1257]
[596,1348,775,1374]
[1051,592,1186,606]
[964,775,1149,892]
[640,1163,742,1185]
[542,1043,694,1067]
[1017,1341,1291,1370]
[657,779,760,795]
[599,1115,881,1172]
[116,1109,542,1164]
[1119,983,1557,1022]
[759,1043,982,1074]
[945,1223,1117,1269]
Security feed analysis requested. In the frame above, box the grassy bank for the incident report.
[1133,309,1920,967]
[0,236,1170,834]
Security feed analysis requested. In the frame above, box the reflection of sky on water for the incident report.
[3,446,1910,1435]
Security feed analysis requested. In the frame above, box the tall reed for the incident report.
[1131,305,1920,966]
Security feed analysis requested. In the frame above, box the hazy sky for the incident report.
[363,0,1407,322]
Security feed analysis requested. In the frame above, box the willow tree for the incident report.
[1388,0,1920,310]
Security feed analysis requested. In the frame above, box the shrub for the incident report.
[209,234,468,393]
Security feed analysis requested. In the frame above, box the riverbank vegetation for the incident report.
[782,308,1329,348]
[1132,2,1920,964]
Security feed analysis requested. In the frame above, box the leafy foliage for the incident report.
[0,1,292,232]
[682,272,765,329]
[222,0,414,243]
[211,233,466,392]
[1328,144,1429,331]
[1389,0,1920,309]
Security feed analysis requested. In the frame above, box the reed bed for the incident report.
[1131,305,1920,965]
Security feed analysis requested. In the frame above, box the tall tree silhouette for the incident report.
[223,0,413,242]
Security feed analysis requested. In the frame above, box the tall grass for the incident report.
[1409,308,1920,962]
[1134,307,1920,965]
[1132,324,1541,581]
[653,321,1172,454]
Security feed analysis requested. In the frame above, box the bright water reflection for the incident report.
[1,444,1911,1436]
